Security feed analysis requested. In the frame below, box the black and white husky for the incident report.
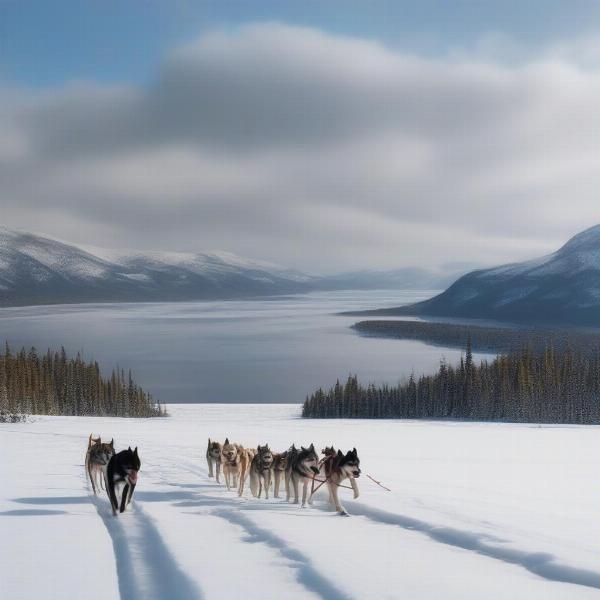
[250,444,274,499]
[105,447,141,515]
[286,443,320,507]
[315,448,361,515]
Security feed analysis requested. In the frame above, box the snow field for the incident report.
[2,403,600,599]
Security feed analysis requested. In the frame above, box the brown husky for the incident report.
[321,446,336,458]
[271,451,289,498]
[237,447,256,497]
[221,438,242,491]
[206,438,223,483]
[85,434,115,495]
[85,434,101,487]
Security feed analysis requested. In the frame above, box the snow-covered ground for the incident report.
[2,404,600,600]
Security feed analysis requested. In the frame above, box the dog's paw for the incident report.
[338,509,349,517]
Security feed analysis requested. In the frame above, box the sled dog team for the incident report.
[207,438,361,515]
[85,433,361,516]
[85,434,141,515]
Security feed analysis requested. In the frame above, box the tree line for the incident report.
[352,319,600,355]
[0,343,165,421]
[302,340,600,423]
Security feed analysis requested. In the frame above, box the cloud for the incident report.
[1,23,600,272]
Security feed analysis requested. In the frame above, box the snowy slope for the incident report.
[83,244,312,283]
[387,224,600,325]
[2,404,600,600]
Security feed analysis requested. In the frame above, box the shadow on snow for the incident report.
[350,502,600,591]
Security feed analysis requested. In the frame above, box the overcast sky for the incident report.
[2,2,600,273]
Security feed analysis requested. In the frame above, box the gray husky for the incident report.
[206,438,223,483]
[85,434,115,495]
[250,444,274,498]
[286,443,320,507]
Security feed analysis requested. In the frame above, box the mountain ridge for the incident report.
[0,228,466,306]
[358,224,600,327]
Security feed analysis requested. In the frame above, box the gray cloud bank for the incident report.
[2,23,600,272]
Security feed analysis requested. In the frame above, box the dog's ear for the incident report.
[309,443,314,450]
[128,446,132,452]
[352,447,357,456]
[134,447,138,455]
[301,446,306,451]
[110,438,114,448]
[224,437,229,445]
[337,450,344,458]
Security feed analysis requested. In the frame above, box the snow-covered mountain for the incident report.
[0,227,463,306]
[0,228,314,305]
[386,224,600,326]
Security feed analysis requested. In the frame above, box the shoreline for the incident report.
[352,319,600,354]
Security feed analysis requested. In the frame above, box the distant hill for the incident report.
[0,228,465,306]
[355,225,600,327]
[0,227,312,305]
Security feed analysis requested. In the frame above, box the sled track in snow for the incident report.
[91,496,203,600]
[84,456,202,600]
[84,450,600,598]
[146,454,600,600]
[214,508,354,600]
[153,454,356,600]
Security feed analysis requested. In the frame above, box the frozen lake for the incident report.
[0,290,490,404]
